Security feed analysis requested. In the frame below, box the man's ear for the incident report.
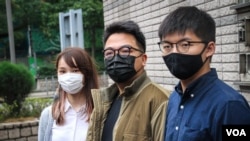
[142,54,147,66]
[206,41,215,57]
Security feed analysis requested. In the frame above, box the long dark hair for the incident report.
[52,47,99,125]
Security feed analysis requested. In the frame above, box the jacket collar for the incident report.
[123,71,150,98]
[101,71,150,102]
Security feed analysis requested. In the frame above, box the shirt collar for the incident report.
[64,98,86,113]
[175,68,218,97]
[64,98,71,112]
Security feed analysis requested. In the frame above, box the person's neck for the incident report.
[181,65,211,93]
[67,93,85,111]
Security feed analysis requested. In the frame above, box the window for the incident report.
[238,19,250,46]
[238,0,250,4]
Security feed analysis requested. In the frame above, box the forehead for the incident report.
[58,57,77,69]
[105,33,137,49]
[162,30,201,42]
[58,57,70,68]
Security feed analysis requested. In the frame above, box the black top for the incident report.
[101,94,122,141]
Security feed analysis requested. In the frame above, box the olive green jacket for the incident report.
[86,72,170,141]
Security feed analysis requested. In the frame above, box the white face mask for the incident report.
[58,73,84,94]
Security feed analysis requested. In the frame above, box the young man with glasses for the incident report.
[86,20,170,141]
[158,6,250,141]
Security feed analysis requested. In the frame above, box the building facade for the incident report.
[102,0,250,103]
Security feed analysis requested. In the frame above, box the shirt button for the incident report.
[190,94,194,97]
[175,126,179,130]
[180,105,184,109]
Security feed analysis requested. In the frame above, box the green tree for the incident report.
[0,61,34,116]
[0,0,43,58]
[0,0,104,69]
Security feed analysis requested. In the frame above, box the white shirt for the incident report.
[52,99,88,141]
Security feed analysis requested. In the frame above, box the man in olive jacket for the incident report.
[86,20,170,141]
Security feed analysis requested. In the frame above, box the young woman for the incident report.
[38,47,99,141]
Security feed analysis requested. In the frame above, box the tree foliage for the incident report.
[0,0,103,36]
[0,0,104,62]
[0,61,35,116]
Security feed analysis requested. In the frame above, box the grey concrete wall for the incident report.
[102,0,250,103]
[0,120,38,141]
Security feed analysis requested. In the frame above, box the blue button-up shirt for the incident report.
[165,68,250,141]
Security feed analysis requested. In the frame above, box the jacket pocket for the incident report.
[122,134,152,141]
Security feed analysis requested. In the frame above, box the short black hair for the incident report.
[158,6,215,42]
[103,20,146,52]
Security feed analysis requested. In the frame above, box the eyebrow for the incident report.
[57,67,66,70]
[162,38,192,43]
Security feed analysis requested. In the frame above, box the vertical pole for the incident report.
[28,25,32,57]
[6,0,16,63]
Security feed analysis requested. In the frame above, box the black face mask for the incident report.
[162,47,208,80]
[104,55,137,83]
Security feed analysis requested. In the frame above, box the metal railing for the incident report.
[35,75,57,96]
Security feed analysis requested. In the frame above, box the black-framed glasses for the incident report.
[103,45,144,60]
[157,40,208,54]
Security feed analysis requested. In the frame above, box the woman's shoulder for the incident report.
[40,105,52,118]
